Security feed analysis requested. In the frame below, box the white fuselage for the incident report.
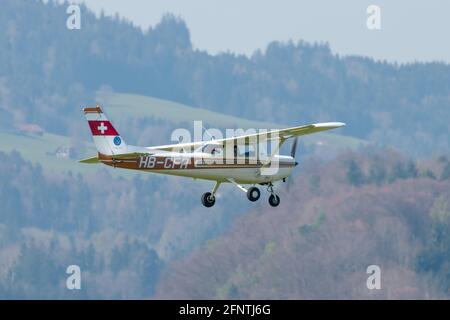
[108,148,296,184]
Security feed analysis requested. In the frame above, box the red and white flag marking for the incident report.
[88,120,119,136]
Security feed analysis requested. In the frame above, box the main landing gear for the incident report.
[201,181,220,208]
[201,180,280,208]
[201,192,215,207]
[247,186,261,202]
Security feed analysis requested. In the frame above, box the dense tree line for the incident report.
[0,0,449,157]
[156,149,450,299]
[0,148,449,298]
[0,151,248,298]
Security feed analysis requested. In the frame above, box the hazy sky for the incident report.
[69,0,449,63]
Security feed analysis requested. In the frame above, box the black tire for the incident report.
[247,187,261,202]
[268,194,280,207]
[201,192,216,208]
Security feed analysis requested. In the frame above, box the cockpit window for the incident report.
[235,145,255,157]
[202,145,223,155]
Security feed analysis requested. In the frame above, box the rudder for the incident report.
[83,105,127,156]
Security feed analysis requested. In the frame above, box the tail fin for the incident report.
[83,106,127,156]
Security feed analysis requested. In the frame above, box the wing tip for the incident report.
[314,122,346,128]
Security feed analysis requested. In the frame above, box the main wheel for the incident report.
[247,187,261,202]
[201,192,216,208]
[268,194,280,207]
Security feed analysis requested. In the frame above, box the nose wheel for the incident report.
[267,183,280,207]
[268,194,280,207]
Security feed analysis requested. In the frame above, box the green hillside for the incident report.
[0,131,97,174]
[0,93,364,175]
[100,92,281,130]
[101,92,365,149]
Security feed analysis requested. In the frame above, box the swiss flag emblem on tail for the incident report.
[83,105,127,155]
[88,120,119,136]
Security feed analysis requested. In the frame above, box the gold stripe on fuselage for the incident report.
[97,153,294,171]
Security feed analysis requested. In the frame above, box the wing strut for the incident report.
[227,178,248,193]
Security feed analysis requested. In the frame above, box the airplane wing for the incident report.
[79,122,345,163]
[152,122,346,151]
[269,122,346,139]
[226,122,346,143]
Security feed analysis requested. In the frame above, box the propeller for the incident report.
[291,137,298,159]
[287,137,299,191]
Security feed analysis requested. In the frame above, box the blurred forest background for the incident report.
[0,0,449,299]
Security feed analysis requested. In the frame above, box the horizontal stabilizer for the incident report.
[78,156,100,164]
[111,152,151,159]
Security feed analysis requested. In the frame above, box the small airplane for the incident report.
[80,106,345,208]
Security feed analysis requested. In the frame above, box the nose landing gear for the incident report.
[267,183,280,207]
[268,194,280,207]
